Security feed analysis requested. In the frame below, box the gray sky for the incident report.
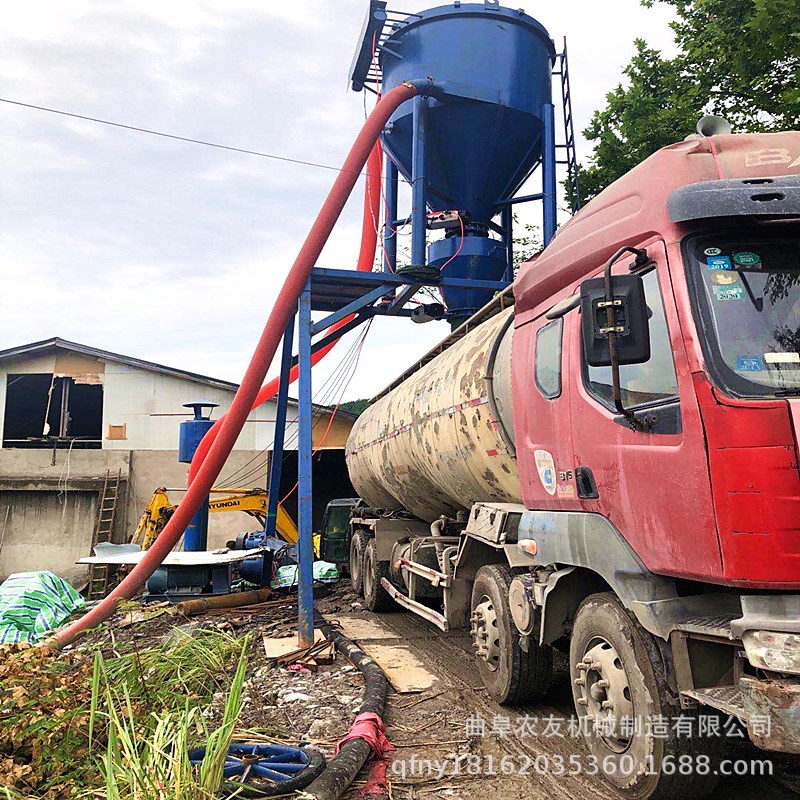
[0,0,678,403]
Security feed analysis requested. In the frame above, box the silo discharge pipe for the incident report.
[49,80,424,649]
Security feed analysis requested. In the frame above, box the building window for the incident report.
[535,319,563,399]
[2,374,103,449]
[584,269,679,410]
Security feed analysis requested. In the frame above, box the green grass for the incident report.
[0,628,252,798]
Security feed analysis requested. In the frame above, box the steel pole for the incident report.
[384,155,399,272]
[296,281,315,647]
[265,315,295,538]
[541,102,557,246]
[410,94,428,268]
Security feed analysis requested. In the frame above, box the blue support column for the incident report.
[384,155,398,272]
[296,281,315,647]
[410,94,428,268]
[265,315,295,538]
[541,102,557,246]
[501,204,514,282]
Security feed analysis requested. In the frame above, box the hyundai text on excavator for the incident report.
[321,127,800,798]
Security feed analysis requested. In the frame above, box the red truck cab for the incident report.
[514,131,800,587]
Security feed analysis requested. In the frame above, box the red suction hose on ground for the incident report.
[51,82,419,648]
[186,137,383,484]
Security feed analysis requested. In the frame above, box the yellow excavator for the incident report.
[132,488,299,550]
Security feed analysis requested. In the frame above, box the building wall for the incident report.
[0,348,355,585]
[0,448,271,584]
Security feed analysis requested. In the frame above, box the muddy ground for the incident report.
[317,583,800,800]
[61,583,800,800]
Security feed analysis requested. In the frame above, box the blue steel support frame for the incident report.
[384,156,399,272]
[410,94,428,268]
[501,204,514,283]
[541,102,557,246]
[296,281,315,647]
[265,315,295,539]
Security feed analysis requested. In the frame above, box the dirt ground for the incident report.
[60,583,800,800]
[317,583,800,800]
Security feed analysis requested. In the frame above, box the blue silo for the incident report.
[352,0,562,322]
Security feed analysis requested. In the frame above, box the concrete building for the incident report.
[0,338,356,584]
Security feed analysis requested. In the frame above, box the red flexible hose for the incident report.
[186,138,383,484]
[51,83,418,648]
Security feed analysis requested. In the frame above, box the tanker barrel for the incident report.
[346,307,519,522]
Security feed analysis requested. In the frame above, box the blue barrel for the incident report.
[380,2,555,222]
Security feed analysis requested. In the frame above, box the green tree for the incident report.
[576,0,800,202]
[339,398,370,417]
[576,40,700,202]
[649,0,800,131]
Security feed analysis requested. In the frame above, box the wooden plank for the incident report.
[262,629,325,660]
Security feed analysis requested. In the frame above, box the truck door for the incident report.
[568,241,722,580]
[513,312,578,509]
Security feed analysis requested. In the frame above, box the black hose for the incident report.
[301,613,391,800]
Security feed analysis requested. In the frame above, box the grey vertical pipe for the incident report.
[410,94,428,268]
[296,281,315,647]
[384,155,398,272]
[265,314,295,538]
[541,102,557,246]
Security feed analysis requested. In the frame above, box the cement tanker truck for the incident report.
[320,128,800,799]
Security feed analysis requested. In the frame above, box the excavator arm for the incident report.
[132,488,299,550]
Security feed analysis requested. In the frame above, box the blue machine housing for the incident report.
[378,1,556,316]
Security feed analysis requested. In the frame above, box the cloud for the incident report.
[0,0,677,401]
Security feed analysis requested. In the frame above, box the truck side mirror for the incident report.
[580,274,650,367]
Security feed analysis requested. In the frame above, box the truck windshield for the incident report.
[686,235,800,397]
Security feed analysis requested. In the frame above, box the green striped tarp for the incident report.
[0,571,85,645]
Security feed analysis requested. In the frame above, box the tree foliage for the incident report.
[577,0,800,202]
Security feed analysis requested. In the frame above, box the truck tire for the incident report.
[470,565,553,705]
[362,537,394,612]
[570,593,719,800]
[349,531,367,597]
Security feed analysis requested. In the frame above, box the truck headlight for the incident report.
[742,630,800,675]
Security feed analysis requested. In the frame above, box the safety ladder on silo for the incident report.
[554,38,582,213]
[87,469,122,600]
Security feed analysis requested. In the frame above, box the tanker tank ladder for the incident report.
[553,37,582,213]
[87,468,122,601]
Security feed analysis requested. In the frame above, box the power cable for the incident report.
[0,97,361,176]
[217,325,367,486]
[216,324,370,488]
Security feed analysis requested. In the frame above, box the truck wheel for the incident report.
[362,538,394,612]
[470,565,553,705]
[349,531,367,597]
[570,593,719,800]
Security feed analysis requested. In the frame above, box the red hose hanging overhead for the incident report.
[186,137,383,484]
[51,82,419,648]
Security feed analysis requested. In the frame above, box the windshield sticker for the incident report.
[534,449,557,496]
[706,255,733,270]
[764,352,800,365]
[704,247,722,257]
[737,355,765,372]
[710,272,740,285]
[713,284,745,301]
[732,251,762,268]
